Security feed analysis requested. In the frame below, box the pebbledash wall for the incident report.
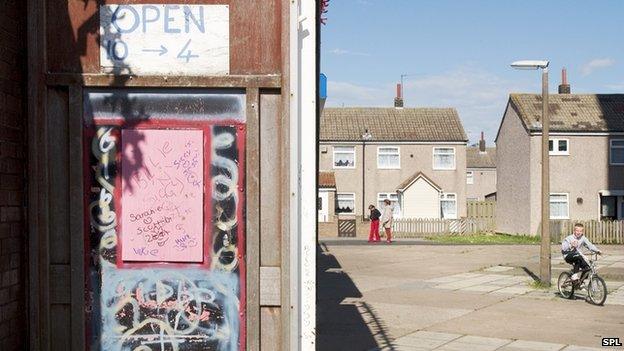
[0,0,27,350]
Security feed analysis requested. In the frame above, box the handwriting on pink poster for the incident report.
[121,129,204,262]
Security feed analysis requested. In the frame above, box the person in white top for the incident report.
[561,223,601,280]
[380,199,394,243]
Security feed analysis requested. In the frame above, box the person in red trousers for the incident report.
[368,204,381,242]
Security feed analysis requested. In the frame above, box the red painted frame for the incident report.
[83,117,247,350]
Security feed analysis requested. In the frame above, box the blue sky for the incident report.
[321,0,624,143]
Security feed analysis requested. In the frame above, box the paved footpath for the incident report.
[317,240,624,351]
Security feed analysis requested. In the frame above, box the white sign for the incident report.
[100,4,229,75]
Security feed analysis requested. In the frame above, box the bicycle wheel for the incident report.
[588,276,607,306]
[557,272,575,299]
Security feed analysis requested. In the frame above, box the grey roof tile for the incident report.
[320,107,468,141]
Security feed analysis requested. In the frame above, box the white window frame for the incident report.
[440,193,458,219]
[336,192,356,214]
[333,146,356,169]
[550,193,570,219]
[377,146,401,169]
[610,139,624,165]
[549,138,569,156]
[377,192,401,218]
[433,147,456,170]
[466,171,474,184]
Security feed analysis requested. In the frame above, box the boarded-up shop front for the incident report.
[27,1,316,350]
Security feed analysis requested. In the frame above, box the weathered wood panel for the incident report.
[260,91,281,267]
[47,0,281,75]
[49,265,71,304]
[260,266,281,306]
[49,304,71,351]
[68,85,85,351]
[246,87,260,351]
[47,88,70,265]
[261,307,281,350]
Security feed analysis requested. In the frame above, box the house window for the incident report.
[377,147,400,169]
[550,193,569,219]
[433,147,456,170]
[336,193,355,214]
[549,139,569,155]
[317,197,323,211]
[377,193,401,217]
[600,196,616,220]
[333,146,355,168]
[466,171,474,184]
[440,193,457,219]
[610,139,624,165]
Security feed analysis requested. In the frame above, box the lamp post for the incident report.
[361,129,372,222]
[511,60,551,286]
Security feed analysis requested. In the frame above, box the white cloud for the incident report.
[581,58,616,76]
[325,66,534,144]
[329,48,371,57]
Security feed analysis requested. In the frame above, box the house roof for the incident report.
[509,93,624,133]
[320,107,468,142]
[318,172,336,189]
[396,172,441,192]
[466,147,496,168]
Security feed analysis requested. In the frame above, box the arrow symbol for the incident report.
[142,45,168,56]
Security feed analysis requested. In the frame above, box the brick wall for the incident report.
[0,0,27,349]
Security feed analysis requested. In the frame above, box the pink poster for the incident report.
[121,129,204,262]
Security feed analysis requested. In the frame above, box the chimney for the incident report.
[479,131,486,153]
[558,67,571,94]
[394,83,404,108]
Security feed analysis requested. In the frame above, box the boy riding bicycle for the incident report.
[561,223,602,281]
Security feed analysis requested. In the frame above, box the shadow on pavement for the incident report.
[316,244,395,350]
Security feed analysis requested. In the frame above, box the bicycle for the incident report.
[557,251,607,305]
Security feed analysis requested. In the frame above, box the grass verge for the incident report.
[425,233,541,245]
[527,280,552,290]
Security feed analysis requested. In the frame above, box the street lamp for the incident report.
[511,59,551,286]
[361,129,372,222]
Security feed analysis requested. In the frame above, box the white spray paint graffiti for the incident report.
[88,126,244,351]
[210,128,240,272]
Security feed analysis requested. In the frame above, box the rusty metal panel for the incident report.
[47,0,281,75]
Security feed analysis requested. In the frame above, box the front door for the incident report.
[619,196,624,220]
[318,192,329,222]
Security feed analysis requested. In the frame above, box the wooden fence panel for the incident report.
[467,200,496,219]
[550,219,624,244]
[392,217,495,238]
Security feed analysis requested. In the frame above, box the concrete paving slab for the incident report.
[461,285,501,293]
[425,276,465,284]
[348,274,422,293]
[483,265,515,272]
[435,335,512,351]
[498,340,566,351]
[560,346,608,351]
[488,286,533,295]
[426,297,624,347]
[451,272,483,279]
[406,331,463,342]
[363,302,473,339]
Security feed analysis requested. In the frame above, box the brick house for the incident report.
[496,91,624,235]
[318,107,468,234]
[466,134,496,201]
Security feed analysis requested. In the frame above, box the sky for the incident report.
[320,0,624,144]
